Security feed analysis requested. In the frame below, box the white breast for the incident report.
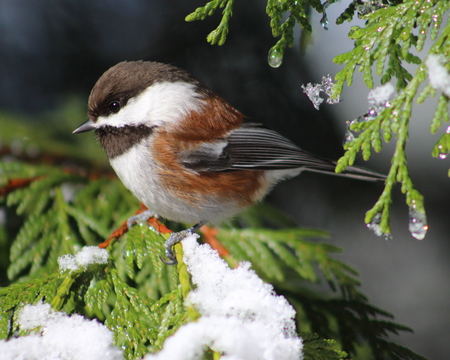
[109,141,211,224]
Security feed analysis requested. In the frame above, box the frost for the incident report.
[426,54,450,97]
[145,234,303,360]
[302,74,340,110]
[0,302,123,360]
[58,246,109,271]
[356,0,385,17]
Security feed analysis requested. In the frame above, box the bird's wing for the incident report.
[179,123,385,181]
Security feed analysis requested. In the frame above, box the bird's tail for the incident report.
[305,162,386,182]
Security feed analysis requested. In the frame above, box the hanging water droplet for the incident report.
[366,213,392,240]
[268,48,283,68]
[320,14,329,30]
[320,1,331,30]
[408,206,428,240]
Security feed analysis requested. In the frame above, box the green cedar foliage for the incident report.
[0,154,426,359]
[186,0,450,244]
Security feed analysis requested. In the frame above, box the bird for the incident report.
[73,60,385,264]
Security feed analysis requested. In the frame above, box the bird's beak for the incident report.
[73,119,96,134]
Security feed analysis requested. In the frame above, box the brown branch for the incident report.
[0,176,44,197]
[98,204,172,249]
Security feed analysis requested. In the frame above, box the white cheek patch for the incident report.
[95,81,206,128]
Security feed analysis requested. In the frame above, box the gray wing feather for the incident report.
[181,123,385,181]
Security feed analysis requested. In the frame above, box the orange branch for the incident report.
[0,176,44,197]
[98,204,172,248]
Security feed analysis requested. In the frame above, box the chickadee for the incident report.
[74,61,385,264]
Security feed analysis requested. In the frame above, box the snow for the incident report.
[0,302,123,360]
[1,237,302,360]
[347,82,395,128]
[367,82,395,106]
[145,234,303,360]
[58,246,109,271]
[426,54,450,97]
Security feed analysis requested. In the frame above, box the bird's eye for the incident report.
[109,101,121,113]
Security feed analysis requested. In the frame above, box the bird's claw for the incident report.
[126,210,156,229]
[160,229,192,265]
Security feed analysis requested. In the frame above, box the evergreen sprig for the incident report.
[185,0,325,67]
[185,0,235,46]
[332,0,448,93]
[185,0,449,240]
[333,0,450,237]
[301,332,348,360]
[266,0,323,67]
[0,162,134,282]
[217,228,363,298]
[0,156,427,359]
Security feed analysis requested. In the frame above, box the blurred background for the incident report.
[0,1,448,359]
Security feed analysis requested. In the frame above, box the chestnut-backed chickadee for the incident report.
[74,61,385,264]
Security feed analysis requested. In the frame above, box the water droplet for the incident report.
[321,1,331,30]
[408,207,428,240]
[268,48,283,68]
[437,144,448,159]
[366,213,392,240]
[320,14,329,30]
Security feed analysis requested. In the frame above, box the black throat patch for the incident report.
[95,125,154,159]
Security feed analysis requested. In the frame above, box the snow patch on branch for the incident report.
[0,302,123,360]
[145,234,303,360]
[426,54,450,97]
[58,246,109,271]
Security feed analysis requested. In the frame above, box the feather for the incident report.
[181,123,386,181]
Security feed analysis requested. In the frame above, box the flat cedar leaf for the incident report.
[66,205,110,239]
[85,279,113,312]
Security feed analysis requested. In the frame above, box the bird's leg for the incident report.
[126,209,157,229]
[162,220,207,265]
